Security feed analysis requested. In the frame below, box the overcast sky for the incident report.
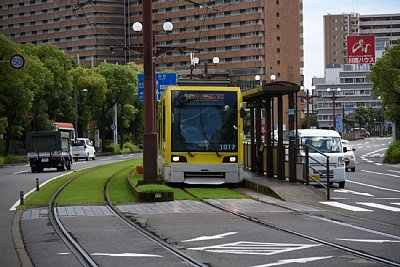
[302,0,400,88]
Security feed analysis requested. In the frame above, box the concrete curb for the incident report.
[242,179,283,200]
[12,210,33,267]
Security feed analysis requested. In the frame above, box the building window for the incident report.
[276,12,280,17]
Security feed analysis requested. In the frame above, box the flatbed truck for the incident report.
[26,131,73,173]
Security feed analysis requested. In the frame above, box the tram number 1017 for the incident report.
[219,144,236,151]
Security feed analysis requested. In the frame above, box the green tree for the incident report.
[94,63,137,150]
[68,66,107,138]
[22,44,74,129]
[0,35,51,155]
[367,40,400,139]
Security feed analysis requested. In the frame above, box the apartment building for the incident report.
[0,0,303,87]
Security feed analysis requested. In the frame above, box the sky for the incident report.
[302,0,400,88]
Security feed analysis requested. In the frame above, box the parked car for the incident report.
[352,127,370,138]
[72,138,96,161]
[341,139,356,172]
[360,129,371,137]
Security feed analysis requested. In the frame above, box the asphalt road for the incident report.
[2,137,400,266]
[0,154,137,267]
[321,137,400,227]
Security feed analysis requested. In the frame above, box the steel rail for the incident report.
[183,189,400,267]
[104,175,206,267]
[48,172,99,267]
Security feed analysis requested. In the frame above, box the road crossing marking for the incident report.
[334,189,374,197]
[252,256,333,267]
[321,201,400,212]
[188,242,321,256]
[182,232,237,242]
[337,239,400,243]
[319,201,372,212]
[91,253,162,257]
[356,202,400,212]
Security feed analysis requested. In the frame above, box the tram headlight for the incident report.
[171,155,187,162]
[223,156,238,163]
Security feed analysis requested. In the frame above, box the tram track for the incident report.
[46,167,206,267]
[48,169,99,267]
[182,188,400,267]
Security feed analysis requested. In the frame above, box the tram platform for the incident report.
[242,170,328,205]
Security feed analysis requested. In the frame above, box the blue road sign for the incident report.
[288,108,295,116]
[344,106,353,115]
[138,73,176,102]
[336,114,343,133]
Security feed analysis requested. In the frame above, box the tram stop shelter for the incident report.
[242,81,300,182]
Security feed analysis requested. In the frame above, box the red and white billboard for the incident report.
[347,35,375,64]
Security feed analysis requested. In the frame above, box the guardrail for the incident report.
[243,141,332,200]
[303,144,331,200]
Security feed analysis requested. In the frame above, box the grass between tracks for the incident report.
[20,159,248,209]
[21,160,140,208]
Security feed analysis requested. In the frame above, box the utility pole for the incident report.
[142,0,157,181]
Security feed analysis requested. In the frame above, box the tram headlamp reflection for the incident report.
[171,155,187,162]
[223,156,237,163]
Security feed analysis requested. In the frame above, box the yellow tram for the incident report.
[158,85,244,184]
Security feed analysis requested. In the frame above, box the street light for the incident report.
[132,8,175,181]
[255,75,261,86]
[74,88,88,139]
[326,87,342,130]
[300,85,315,128]
[189,55,219,79]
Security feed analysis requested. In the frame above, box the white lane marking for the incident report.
[319,201,372,212]
[388,170,400,174]
[308,214,400,240]
[252,256,333,267]
[92,253,162,257]
[375,163,383,166]
[182,232,237,242]
[347,178,400,193]
[58,252,70,255]
[337,239,400,243]
[13,170,30,174]
[393,203,400,205]
[188,242,321,256]
[334,189,374,197]
[356,202,400,212]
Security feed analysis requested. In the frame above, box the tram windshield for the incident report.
[171,90,238,152]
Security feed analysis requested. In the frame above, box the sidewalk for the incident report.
[242,170,327,206]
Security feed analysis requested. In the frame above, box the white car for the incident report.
[72,138,96,161]
[342,139,356,172]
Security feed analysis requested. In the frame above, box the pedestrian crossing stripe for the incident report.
[356,202,400,212]
[320,201,400,212]
[320,201,372,212]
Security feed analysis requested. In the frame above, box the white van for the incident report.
[297,129,346,188]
